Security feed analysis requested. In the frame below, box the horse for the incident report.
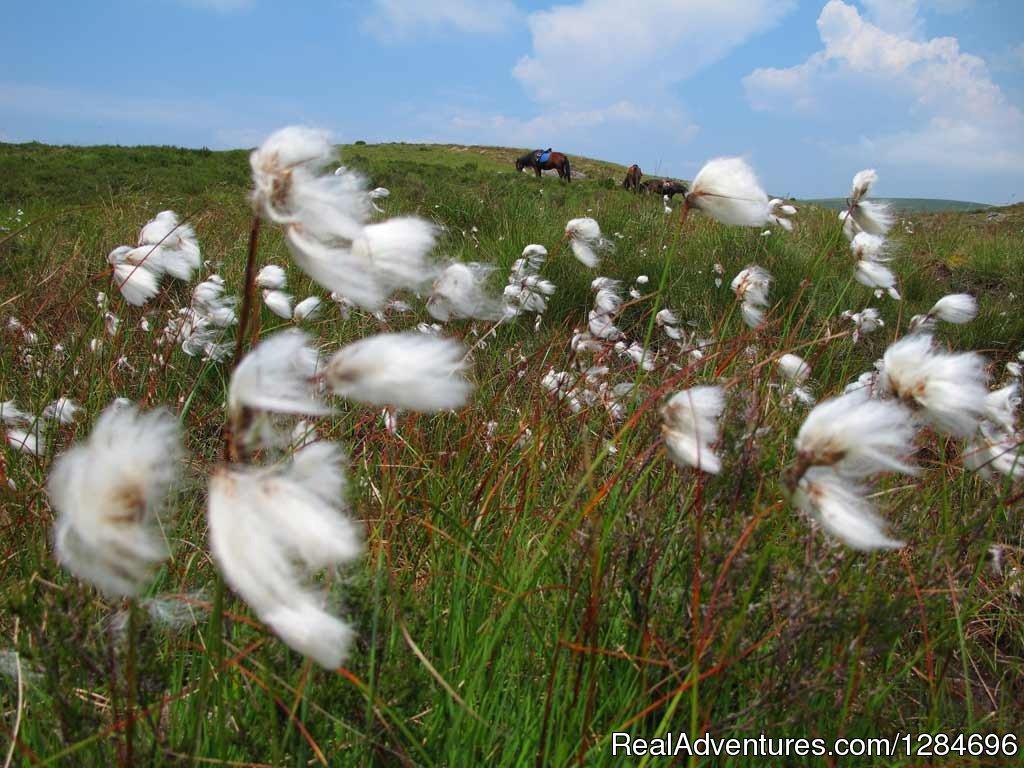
[640,179,689,199]
[623,164,642,192]
[515,149,572,182]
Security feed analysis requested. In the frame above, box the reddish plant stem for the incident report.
[231,215,262,373]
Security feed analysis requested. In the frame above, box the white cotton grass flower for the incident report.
[787,392,917,550]
[351,217,437,295]
[541,369,584,414]
[965,382,1022,479]
[47,403,182,597]
[966,432,1024,479]
[565,218,609,268]
[228,331,329,452]
[777,354,811,384]
[6,427,46,456]
[263,290,294,319]
[842,169,894,238]
[514,244,548,275]
[322,332,472,412]
[684,157,772,228]
[588,311,622,340]
[250,126,339,221]
[1,400,31,425]
[656,309,685,339]
[591,277,625,315]
[984,381,1020,434]
[250,127,439,310]
[841,307,884,343]
[614,341,656,371]
[910,294,978,332]
[794,394,918,479]
[768,198,797,231]
[878,333,989,438]
[43,398,81,424]
[660,386,725,474]
[850,233,900,300]
[256,264,287,290]
[292,296,322,323]
[112,262,161,306]
[427,262,504,322]
[793,468,904,551]
[930,294,978,324]
[504,245,555,318]
[731,265,773,328]
[368,186,390,212]
[208,441,361,669]
[158,309,230,362]
[136,210,201,281]
[503,274,556,318]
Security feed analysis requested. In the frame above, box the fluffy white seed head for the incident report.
[984,381,1020,434]
[854,260,901,299]
[1,400,31,425]
[930,294,978,324]
[228,331,329,451]
[113,263,161,306]
[794,467,904,551]
[351,217,437,296]
[427,262,504,322]
[262,290,294,319]
[47,403,183,597]
[250,126,337,220]
[322,332,472,411]
[660,386,725,474]
[256,264,287,290]
[565,218,607,268]
[850,169,877,205]
[208,442,361,669]
[686,157,771,227]
[6,427,46,455]
[43,398,81,424]
[731,266,772,307]
[878,334,989,437]
[795,394,918,478]
[777,354,811,384]
[292,296,322,323]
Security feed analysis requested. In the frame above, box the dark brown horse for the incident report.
[515,150,572,182]
[623,164,642,191]
[640,178,689,199]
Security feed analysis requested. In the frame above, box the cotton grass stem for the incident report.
[124,599,138,768]
[231,215,262,374]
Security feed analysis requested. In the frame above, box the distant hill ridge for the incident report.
[803,197,991,213]
[0,140,1000,214]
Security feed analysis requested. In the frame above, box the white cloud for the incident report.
[365,0,519,39]
[743,0,1024,172]
[444,101,698,148]
[451,0,795,171]
[860,0,923,38]
[513,0,796,108]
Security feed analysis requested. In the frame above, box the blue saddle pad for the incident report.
[537,150,551,164]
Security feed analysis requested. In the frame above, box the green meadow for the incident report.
[1,141,1023,766]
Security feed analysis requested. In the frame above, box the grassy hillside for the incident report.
[2,141,1023,766]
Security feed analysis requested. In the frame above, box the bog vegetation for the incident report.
[1,138,1023,766]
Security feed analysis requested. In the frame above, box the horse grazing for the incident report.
[640,179,689,199]
[623,164,642,192]
[515,149,572,182]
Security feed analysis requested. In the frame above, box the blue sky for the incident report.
[2,0,1022,203]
